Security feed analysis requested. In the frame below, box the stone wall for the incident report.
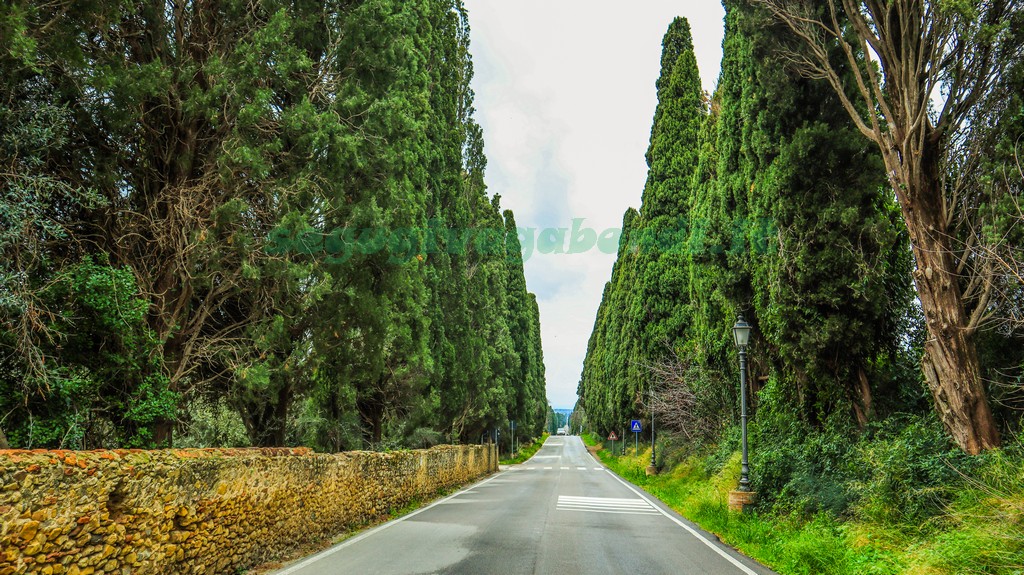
[0,444,497,575]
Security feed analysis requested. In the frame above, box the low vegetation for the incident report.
[577,4,1023,572]
[585,430,1024,575]
[500,433,549,465]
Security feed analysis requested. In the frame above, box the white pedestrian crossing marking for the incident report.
[511,465,607,472]
[556,496,660,516]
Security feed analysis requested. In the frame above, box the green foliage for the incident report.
[581,0,916,453]
[578,18,708,435]
[577,3,1024,571]
[1,256,176,448]
[176,397,252,449]
[848,416,981,527]
[500,432,549,465]
[594,431,1024,575]
[0,0,548,450]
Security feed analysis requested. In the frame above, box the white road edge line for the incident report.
[604,471,759,575]
[274,470,507,575]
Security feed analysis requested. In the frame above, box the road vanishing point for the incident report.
[274,436,776,575]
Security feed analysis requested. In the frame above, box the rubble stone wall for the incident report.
[0,444,497,575]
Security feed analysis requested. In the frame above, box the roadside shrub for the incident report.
[848,414,970,528]
[703,425,741,476]
[176,397,252,448]
[751,415,855,517]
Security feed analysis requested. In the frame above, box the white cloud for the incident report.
[466,0,726,409]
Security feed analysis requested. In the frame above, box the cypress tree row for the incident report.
[504,210,549,439]
[578,208,641,432]
[582,0,1022,515]
[0,0,548,450]
[579,3,920,500]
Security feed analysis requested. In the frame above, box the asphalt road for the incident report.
[273,436,776,575]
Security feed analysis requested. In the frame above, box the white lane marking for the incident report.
[556,495,660,515]
[558,507,662,516]
[604,471,759,575]
[274,471,506,575]
[517,466,609,472]
[557,499,651,507]
[560,496,651,505]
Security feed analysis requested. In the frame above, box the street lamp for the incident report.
[732,315,752,493]
[647,386,657,476]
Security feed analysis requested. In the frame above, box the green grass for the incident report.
[500,432,549,465]
[589,438,1024,575]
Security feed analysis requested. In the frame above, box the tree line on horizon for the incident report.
[0,0,548,452]
[578,0,1023,484]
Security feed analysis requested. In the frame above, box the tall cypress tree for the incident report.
[727,0,912,429]
[417,0,546,444]
[579,208,639,432]
[579,18,706,433]
[504,210,547,435]
[631,17,707,400]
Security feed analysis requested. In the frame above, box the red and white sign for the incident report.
[607,431,618,441]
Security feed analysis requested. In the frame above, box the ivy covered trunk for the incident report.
[901,144,1000,455]
[358,391,386,446]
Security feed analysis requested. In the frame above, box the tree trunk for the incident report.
[0,426,9,450]
[154,420,174,448]
[239,384,292,447]
[851,367,873,429]
[271,384,290,447]
[900,156,1000,454]
[357,393,384,447]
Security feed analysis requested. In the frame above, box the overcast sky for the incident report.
[463,2,727,409]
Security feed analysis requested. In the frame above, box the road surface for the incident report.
[273,436,776,575]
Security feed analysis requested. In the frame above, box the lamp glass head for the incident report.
[733,315,752,348]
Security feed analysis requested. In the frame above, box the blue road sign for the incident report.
[630,420,643,433]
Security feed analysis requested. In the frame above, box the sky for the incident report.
[463,1,727,409]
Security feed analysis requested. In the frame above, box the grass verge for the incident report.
[583,432,1024,575]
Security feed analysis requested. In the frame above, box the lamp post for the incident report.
[732,315,752,493]
[646,387,657,476]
